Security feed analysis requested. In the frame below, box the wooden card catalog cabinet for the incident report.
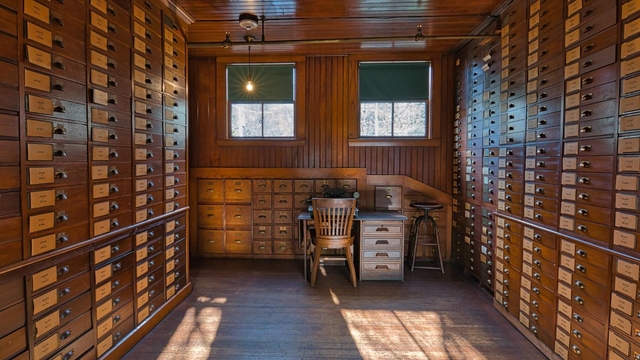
[0,0,191,358]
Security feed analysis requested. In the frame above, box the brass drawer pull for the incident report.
[572,313,583,322]
[57,266,70,275]
[576,264,586,273]
[571,345,581,354]
[60,309,71,319]
[576,249,587,257]
[60,330,72,340]
[532,287,540,294]
[572,329,582,339]
[574,280,585,289]
[574,296,584,305]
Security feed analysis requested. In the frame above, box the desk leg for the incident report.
[300,219,307,281]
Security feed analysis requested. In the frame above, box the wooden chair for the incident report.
[309,198,357,287]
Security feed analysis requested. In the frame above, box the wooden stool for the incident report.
[408,202,445,273]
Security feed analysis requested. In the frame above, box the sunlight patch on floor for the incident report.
[330,288,341,305]
[162,307,222,359]
[342,309,487,359]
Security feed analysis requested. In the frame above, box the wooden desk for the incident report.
[297,210,407,281]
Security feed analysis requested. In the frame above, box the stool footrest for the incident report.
[413,265,444,270]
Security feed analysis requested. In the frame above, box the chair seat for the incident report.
[409,202,443,211]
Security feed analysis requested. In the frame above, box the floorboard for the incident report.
[122,259,546,359]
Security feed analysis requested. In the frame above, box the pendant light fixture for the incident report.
[244,35,255,92]
[246,45,253,91]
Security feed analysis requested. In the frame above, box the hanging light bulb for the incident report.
[246,45,253,91]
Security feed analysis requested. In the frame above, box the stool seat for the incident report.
[409,202,443,211]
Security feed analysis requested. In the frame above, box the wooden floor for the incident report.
[123,259,545,359]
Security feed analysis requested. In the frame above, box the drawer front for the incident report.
[225,180,252,203]
[273,210,293,224]
[253,226,272,239]
[197,179,223,203]
[253,241,272,255]
[31,253,90,293]
[273,225,294,239]
[253,194,272,209]
[0,302,24,340]
[360,261,402,280]
[253,210,272,224]
[362,221,402,235]
[198,205,223,228]
[273,194,293,209]
[225,231,252,253]
[361,237,403,249]
[362,250,402,260]
[273,240,293,255]
[165,68,186,89]
[225,205,252,227]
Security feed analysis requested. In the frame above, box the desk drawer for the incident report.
[361,237,403,249]
[360,261,402,280]
[362,250,402,260]
[362,221,402,235]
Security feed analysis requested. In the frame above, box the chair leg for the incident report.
[345,245,357,287]
[310,245,322,287]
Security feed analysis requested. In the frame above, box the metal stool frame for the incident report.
[409,207,445,273]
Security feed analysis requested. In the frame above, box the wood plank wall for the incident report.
[188,55,455,193]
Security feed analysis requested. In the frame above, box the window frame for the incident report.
[216,56,306,146]
[348,54,442,147]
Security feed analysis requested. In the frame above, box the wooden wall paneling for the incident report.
[190,53,451,191]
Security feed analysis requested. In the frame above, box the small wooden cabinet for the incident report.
[359,215,406,281]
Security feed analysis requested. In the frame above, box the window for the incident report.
[227,63,295,138]
[358,61,431,138]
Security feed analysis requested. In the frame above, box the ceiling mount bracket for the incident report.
[239,13,259,30]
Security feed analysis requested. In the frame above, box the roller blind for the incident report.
[359,62,430,101]
[228,64,295,102]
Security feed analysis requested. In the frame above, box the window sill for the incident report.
[348,138,441,147]
[216,139,306,147]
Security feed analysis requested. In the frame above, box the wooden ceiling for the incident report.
[177,0,506,57]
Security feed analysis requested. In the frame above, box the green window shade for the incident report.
[359,62,430,101]
[228,64,294,102]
